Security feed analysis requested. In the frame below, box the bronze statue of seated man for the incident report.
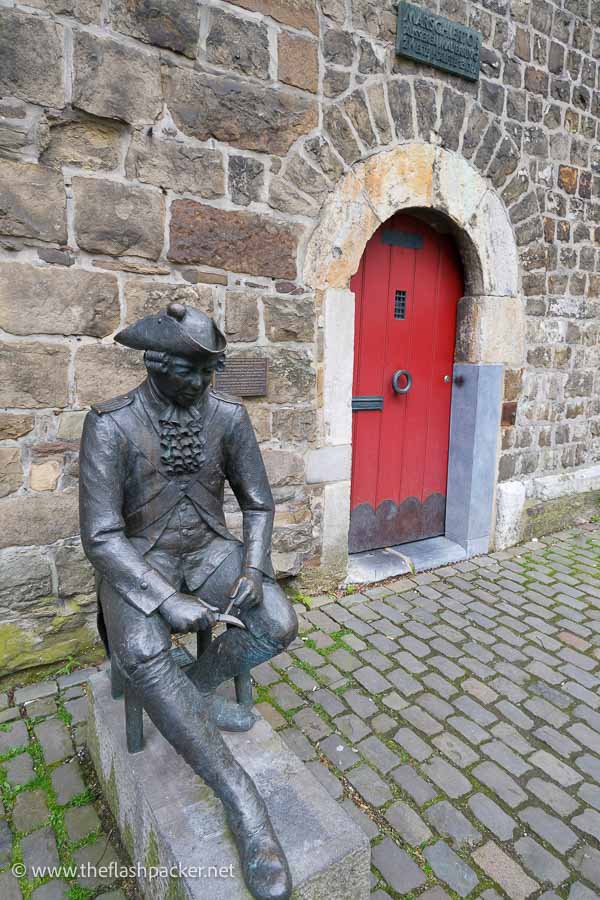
[79,301,297,900]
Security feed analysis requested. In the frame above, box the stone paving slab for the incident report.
[2,524,600,899]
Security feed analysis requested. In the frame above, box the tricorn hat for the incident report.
[115,303,227,358]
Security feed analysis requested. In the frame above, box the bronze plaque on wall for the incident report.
[396,1,481,81]
[214,358,268,397]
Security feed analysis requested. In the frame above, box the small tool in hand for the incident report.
[197,595,246,630]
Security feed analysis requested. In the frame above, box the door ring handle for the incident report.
[392,369,412,394]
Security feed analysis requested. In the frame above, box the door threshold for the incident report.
[346,536,467,585]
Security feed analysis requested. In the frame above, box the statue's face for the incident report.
[153,353,218,407]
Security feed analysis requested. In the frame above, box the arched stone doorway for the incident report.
[301,143,525,582]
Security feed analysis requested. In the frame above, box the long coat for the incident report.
[79,379,275,625]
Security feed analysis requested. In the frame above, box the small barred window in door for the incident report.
[394,290,407,320]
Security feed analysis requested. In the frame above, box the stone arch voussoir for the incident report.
[303,141,520,301]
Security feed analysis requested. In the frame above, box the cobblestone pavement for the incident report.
[2,524,600,899]
[0,667,127,900]
[262,524,600,900]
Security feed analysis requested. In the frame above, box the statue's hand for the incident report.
[229,569,264,612]
[160,592,217,633]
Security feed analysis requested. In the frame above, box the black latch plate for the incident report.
[352,396,384,411]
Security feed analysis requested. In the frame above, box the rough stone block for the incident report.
[0,871,21,900]
[30,461,61,492]
[72,31,162,125]
[269,172,318,216]
[169,200,299,279]
[456,297,525,366]
[424,841,478,897]
[126,133,224,198]
[0,448,23,498]
[263,296,314,342]
[0,342,70,408]
[72,837,121,889]
[385,800,432,845]
[40,0,101,24]
[0,548,53,605]
[367,82,393,144]
[0,10,65,108]
[494,480,526,550]
[0,489,79,549]
[344,90,377,149]
[124,280,215,325]
[228,0,318,32]
[272,408,317,444]
[0,262,119,337]
[73,177,165,260]
[225,292,259,342]
[41,113,125,172]
[0,414,34,440]
[278,33,319,93]
[240,348,315,404]
[74,344,145,407]
[262,450,304,486]
[64,804,101,842]
[87,672,370,899]
[228,156,264,206]
[164,67,317,156]
[207,9,270,79]
[0,160,67,243]
[55,542,94,597]
[56,411,87,441]
[323,106,362,166]
[109,0,199,57]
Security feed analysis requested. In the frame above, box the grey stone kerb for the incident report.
[300,143,524,578]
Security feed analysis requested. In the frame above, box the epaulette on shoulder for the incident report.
[91,392,135,415]
[211,389,243,406]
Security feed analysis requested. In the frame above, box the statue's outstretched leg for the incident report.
[102,584,292,900]
[128,651,292,900]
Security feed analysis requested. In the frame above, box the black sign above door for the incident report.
[396,1,481,82]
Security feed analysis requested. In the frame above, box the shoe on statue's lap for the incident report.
[212,695,257,732]
[185,668,257,732]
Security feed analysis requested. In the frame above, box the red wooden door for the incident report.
[349,213,463,554]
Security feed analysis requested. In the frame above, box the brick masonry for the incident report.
[0,0,599,673]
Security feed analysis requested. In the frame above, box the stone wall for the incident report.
[0,0,599,674]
